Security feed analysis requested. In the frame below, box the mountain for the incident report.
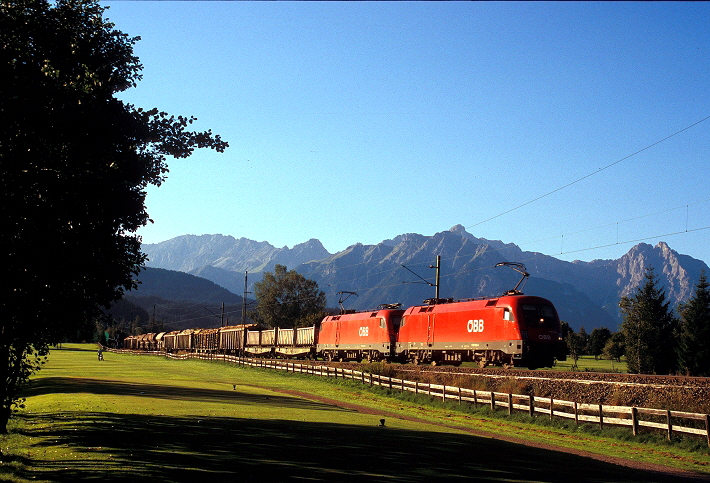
[143,234,330,293]
[121,267,249,330]
[140,227,709,332]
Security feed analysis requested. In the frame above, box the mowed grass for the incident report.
[1,345,708,482]
[548,355,628,373]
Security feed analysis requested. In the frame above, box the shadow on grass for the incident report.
[21,377,345,411]
[8,411,704,483]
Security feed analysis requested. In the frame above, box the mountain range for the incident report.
[139,225,709,332]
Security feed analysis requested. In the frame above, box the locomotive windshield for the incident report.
[521,304,558,328]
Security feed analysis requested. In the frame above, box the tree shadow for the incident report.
[8,411,704,483]
[21,377,347,411]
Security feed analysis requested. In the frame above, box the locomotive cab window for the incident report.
[521,304,557,328]
[380,317,386,329]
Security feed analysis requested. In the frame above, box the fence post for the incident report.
[574,401,579,426]
[631,407,638,436]
[389,376,393,390]
[599,404,604,430]
[473,389,477,407]
[529,395,534,417]
[508,394,513,415]
[490,392,495,411]
[443,385,447,402]
[458,387,462,405]
[415,381,419,394]
[666,410,672,441]
[550,396,554,420]
[705,414,710,448]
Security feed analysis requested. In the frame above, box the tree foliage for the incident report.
[565,327,587,367]
[254,265,327,329]
[1,0,227,432]
[586,327,612,360]
[619,267,677,374]
[601,332,625,363]
[676,272,710,376]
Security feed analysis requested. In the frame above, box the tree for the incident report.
[254,265,327,329]
[677,272,710,376]
[1,0,227,432]
[601,332,625,363]
[566,329,587,369]
[619,267,677,374]
[586,327,612,360]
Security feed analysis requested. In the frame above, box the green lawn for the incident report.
[548,355,628,373]
[1,345,706,482]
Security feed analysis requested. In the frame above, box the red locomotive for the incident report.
[395,294,562,368]
[318,304,404,362]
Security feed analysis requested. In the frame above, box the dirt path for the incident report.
[269,387,710,482]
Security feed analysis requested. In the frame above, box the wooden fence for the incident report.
[118,349,710,445]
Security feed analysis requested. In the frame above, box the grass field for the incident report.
[1,345,708,482]
[548,355,628,373]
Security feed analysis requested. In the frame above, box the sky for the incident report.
[101,1,710,266]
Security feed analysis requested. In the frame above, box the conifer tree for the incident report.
[677,272,710,376]
[619,267,677,374]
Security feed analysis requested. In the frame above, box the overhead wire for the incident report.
[465,114,710,230]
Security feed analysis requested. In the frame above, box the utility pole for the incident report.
[242,271,252,325]
[220,302,225,327]
[402,255,441,303]
[430,255,441,300]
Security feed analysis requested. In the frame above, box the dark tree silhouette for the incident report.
[619,268,677,374]
[1,0,228,432]
[677,272,710,376]
[254,265,327,329]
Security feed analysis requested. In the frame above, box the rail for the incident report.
[116,349,710,446]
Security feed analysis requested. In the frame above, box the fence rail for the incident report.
[116,349,710,445]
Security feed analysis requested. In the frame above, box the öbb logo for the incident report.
[358,326,369,337]
[467,319,484,333]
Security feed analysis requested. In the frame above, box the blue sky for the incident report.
[102,2,710,265]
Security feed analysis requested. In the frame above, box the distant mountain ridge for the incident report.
[122,267,247,330]
[143,234,329,273]
[141,226,709,331]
